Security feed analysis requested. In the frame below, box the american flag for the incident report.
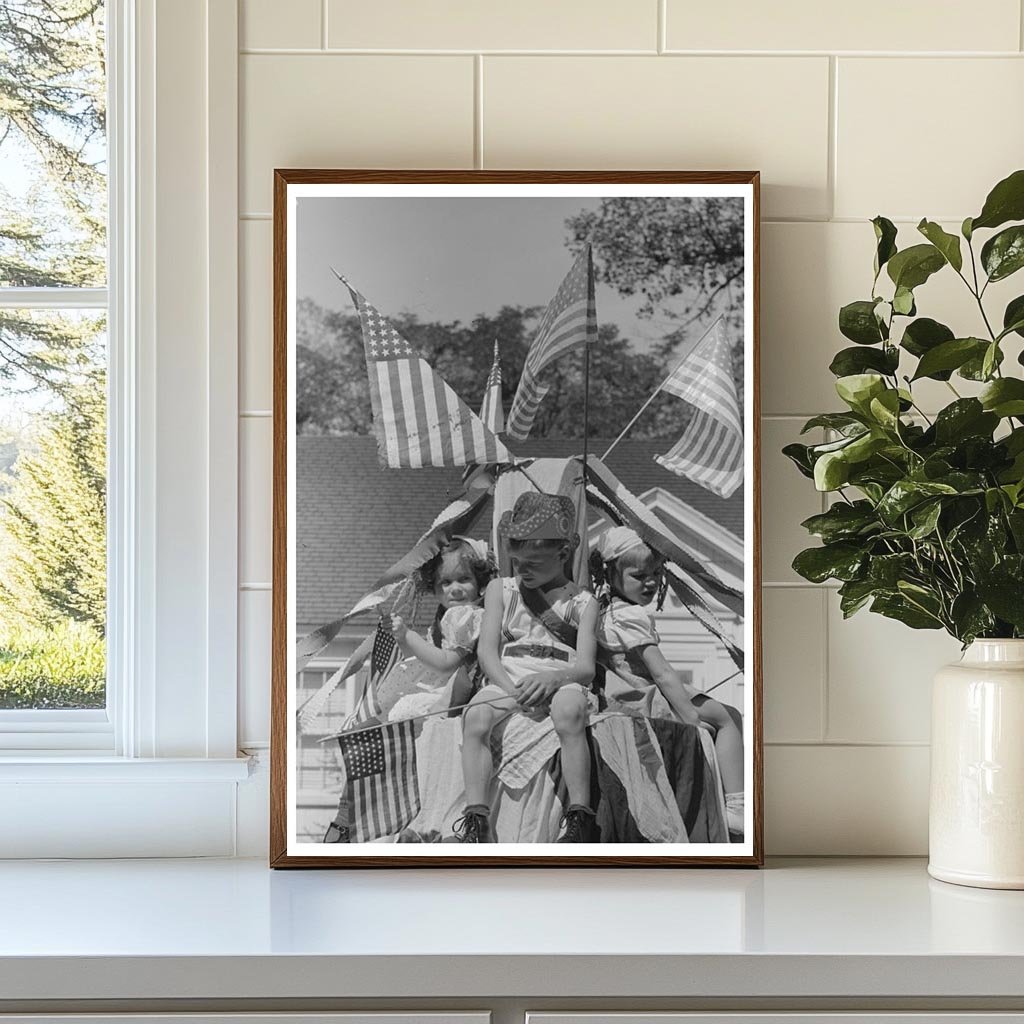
[505,245,598,441]
[479,339,504,434]
[655,319,744,499]
[338,718,420,842]
[343,278,510,468]
[347,618,400,726]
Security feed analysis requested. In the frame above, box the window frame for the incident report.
[0,0,247,858]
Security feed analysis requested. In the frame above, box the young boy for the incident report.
[455,492,600,843]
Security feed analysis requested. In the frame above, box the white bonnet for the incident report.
[596,526,645,563]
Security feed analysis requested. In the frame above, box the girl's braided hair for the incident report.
[589,543,670,611]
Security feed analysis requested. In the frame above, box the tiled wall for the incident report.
[236,0,1024,854]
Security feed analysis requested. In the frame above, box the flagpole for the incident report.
[602,314,725,462]
[581,343,591,483]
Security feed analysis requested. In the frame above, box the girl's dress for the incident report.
[381,603,483,722]
[597,596,678,720]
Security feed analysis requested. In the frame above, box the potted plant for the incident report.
[785,169,1024,889]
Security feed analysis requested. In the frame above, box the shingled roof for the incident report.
[296,435,744,626]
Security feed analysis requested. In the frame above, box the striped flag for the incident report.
[479,339,504,434]
[338,718,420,842]
[347,618,401,726]
[342,278,510,468]
[655,320,743,499]
[506,245,598,441]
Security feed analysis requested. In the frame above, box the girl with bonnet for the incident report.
[592,525,745,838]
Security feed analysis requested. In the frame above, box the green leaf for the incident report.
[868,389,902,430]
[782,442,815,479]
[949,592,995,644]
[911,337,988,380]
[962,216,974,241]
[900,319,955,381]
[814,450,850,491]
[917,218,963,272]
[981,225,1024,282]
[960,344,1004,381]
[877,479,958,524]
[800,501,879,543]
[975,580,1024,629]
[886,243,946,291]
[838,578,879,618]
[800,413,866,435]
[934,399,999,444]
[908,501,942,539]
[868,552,915,587]
[839,300,887,345]
[982,341,1001,381]
[835,373,886,413]
[792,543,866,584]
[828,345,899,378]
[979,378,1024,418]
[971,169,1024,232]
[872,216,898,277]
[892,286,916,316]
[871,594,943,630]
[1003,295,1024,340]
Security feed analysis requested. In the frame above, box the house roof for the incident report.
[296,435,744,626]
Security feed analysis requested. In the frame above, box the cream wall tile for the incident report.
[666,0,1020,53]
[483,56,830,220]
[762,588,824,743]
[763,220,1020,415]
[240,55,474,213]
[239,589,272,746]
[826,599,962,743]
[240,417,273,586]
[761,418,823,584]
[765,744,929,854]
[241,0,321,50]
[240,220,272,411]
[328,0,656,51]
[836,59,1024,221]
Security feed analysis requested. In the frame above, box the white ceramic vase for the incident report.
[929,639,1024,889]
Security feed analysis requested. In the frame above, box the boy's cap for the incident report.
[497,492,577,542]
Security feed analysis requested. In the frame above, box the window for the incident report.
[0,1,109,737]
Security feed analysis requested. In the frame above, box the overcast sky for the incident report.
[296,196,693,353]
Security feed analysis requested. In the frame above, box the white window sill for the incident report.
[0,754,252,782]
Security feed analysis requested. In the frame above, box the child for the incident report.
[455,492,600,844]
[591,526,745,839]
[384,537,494,721]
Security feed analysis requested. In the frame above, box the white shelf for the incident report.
[0,857,1023,1003]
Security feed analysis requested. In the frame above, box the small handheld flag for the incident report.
[339,717,420,842]
[655,320,743,499]
[506,245,598,441]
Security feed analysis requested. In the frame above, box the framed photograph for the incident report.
[271,170,762,867]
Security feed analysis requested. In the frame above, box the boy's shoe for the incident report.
[451,808,491,843]
[557,804,597,843]
[323,822,350,843]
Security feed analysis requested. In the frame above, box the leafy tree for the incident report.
[566,197,746,400]
[295,299,692,441]
[0,0,106,393]
[0,371,106,633]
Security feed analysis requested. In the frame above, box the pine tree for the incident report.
[0,374,106,633]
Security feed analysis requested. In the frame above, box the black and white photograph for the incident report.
[272,171,761,866]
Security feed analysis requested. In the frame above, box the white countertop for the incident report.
[1,857,1023,1002]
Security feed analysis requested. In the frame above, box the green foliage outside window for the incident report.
[0,1,107,708]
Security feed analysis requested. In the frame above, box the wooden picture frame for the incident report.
[271,170,762,867]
